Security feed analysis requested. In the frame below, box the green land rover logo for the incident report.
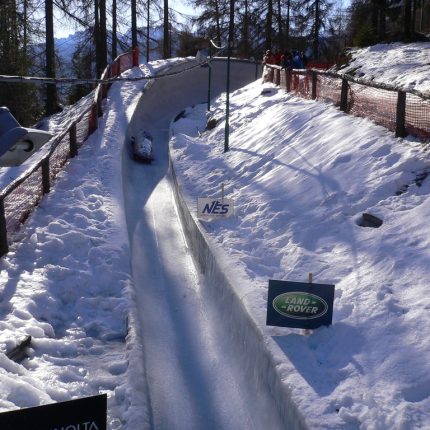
[272,291,328,320]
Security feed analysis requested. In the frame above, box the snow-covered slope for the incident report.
[337,42,430,93]
[0,44,429,430]
[169,44,430,429]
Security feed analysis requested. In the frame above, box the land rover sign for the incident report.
[267,280,335,329]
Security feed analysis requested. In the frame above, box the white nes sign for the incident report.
[197,198,234,219]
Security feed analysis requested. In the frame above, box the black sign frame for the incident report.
[266,280,335,329]
[0,394,107,430]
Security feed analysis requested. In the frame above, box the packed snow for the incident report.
[0,43,429,430]
[337,42,430,94]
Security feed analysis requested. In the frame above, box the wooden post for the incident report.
[70,122,78,158]
[0,198,8,256]
[286,69,291,93]
[97,90,103,117]
[133,46,139,67]
[340,78,349,112]
[42,158,50,194]
[89,103,98,134]
[275,68,280,86]
[311,71,317,100]
[396,90,407,138]
[303,273,313,335]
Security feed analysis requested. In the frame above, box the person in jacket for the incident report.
[281,51,293,69]
[291,51,304,69]
[262,49,276,66]
[262,49,276,82]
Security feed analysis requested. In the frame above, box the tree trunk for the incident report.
[214,0,221,46]
[411,0,417,33]
[112,0,117,59]
[313,0,320,60]
[131,0,137,49]
[94,0,101,76]
[286,0,290,48]
[163,0,169,58]
[99,0,107,71]
[243,0,249,57]
[45,0,57,114]
[378,0,386,41]
[277,0,283,51]
[146,0,150,62]
[23,0,28,56]
[265,0,273,50]
[404,0,412,38]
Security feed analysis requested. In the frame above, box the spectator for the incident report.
[281,51,293,69]
[262,49,276,82]
[262,49,276,66]
[291,51,304,69]
[273,51,282,66]
[301,51,309,68]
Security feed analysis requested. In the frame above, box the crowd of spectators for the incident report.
[262,49,308,70]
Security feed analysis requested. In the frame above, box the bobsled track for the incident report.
[122,59,303,430]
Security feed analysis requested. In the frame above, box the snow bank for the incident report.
[169,71,430,428]
[337,42,430,93]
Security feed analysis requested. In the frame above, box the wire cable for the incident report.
[0,49,228,87]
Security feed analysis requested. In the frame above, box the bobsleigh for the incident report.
[0,107,54,167]
[131,130,153,163]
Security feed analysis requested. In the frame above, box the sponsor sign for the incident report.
[266,280,335,329]
[0,394,106,430]
[197,198,234,219]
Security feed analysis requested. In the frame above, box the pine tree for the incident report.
[0,0,41,125]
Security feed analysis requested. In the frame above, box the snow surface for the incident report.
[0,45,429,430]
[337,42,430,94]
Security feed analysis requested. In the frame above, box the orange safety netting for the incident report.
[5,167,43,235]
[405,93,430,139]
[316,75,342,107]
[348,83,397,132]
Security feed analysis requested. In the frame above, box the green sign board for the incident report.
[266,280,335,329]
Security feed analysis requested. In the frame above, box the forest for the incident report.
[0,0,429,125]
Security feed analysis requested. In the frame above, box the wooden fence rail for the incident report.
[265,64,430,141]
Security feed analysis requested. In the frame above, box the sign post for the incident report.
[197,197,234,219]
[266,279,335,330]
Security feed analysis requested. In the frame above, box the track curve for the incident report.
[122,59,286,430]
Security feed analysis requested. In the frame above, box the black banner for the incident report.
[0,394,107,430]
[267,280,335,329]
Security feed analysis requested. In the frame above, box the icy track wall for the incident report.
[155,60,307,429]
[169,160,308,430]
[123,58,309,429]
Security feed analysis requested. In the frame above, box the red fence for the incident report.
[0,49,138,256]
[265,65,430,141]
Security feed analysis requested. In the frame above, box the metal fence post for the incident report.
[70,122,78,157]
[396,90,407,138]
[0,198,9,256]
[340,78,349,112]
[42,158,50,194]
